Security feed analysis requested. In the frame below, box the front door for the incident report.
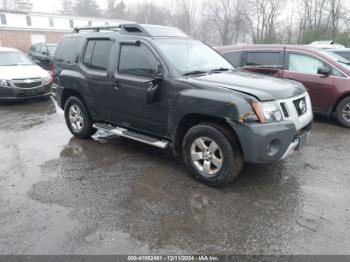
[109,41,169,136]
[283,52,337,113]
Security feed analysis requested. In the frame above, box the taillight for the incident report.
[51,63,54,82]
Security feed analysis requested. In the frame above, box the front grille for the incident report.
[293,97,307,116]
[280,102,289,118]
[12,78,43,89]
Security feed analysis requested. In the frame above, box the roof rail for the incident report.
[73,23,151,36]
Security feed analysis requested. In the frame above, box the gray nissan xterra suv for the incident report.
[53,24,313,187]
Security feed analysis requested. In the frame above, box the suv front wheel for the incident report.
[64,96,97,139]
[182,123,244,187]
[336,96,350,128]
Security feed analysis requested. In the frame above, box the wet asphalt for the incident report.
[0,97,349,255]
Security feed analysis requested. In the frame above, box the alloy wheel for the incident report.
[190,137,223,177]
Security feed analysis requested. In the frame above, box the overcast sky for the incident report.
[31,0,158,13]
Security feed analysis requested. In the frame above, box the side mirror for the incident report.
[154,64,164,80]
[317,66,330,76]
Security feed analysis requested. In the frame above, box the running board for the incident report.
[93,123,169,149]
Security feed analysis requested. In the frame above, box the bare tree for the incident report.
[129,1,172,25]
[206,0,248,45]
[171,0,198,35]
[327,0,344,38]
[245,0,284,44]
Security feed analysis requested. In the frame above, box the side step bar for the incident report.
[93,123,169,149]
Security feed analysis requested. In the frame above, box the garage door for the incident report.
[31,34,46,44]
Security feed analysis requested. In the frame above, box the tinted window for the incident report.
[223,51,242,67]
[40,44,48,54]
[119,44,158,78]
[83,41,95,66]
[288,53,326,74]
[55,37,80,64]
[0,14,6,25]
[246,52,282,66]
[83,39,112,71]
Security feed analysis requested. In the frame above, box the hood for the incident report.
[0,65,49,80]
[187,71,306,101]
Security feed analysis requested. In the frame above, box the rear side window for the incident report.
[288,53,326,74]
[246,51,282,67]
[118,44,158,78]
[55,37,80,64]
[83,39,112,71]
[223,51,242,67]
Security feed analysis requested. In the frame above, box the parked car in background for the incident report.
[52,24,313,187]
[217,45,350,127]
[328,48,350,61]
[0,47,52,102]
[28,43,57,70]
[309,40,346,49]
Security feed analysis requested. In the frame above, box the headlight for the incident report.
[252,101,283,123]
[0,79,10,88]
[43,76,52,84]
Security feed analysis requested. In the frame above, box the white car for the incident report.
[0,47,52,102]
[309,40,346,49]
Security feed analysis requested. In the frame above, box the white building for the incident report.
[0,10,129,51]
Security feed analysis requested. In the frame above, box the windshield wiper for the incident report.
[182,70,207,77]
[209,68,232,74]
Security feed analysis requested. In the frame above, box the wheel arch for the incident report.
[172,113,243,157]
[332,92,350,114]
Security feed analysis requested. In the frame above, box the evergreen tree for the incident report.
[74,0,101,17]
[106,0,126,19]
[61,0,74,15]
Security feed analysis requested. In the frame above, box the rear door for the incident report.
[79,38,115,122]
[283,52,338,113]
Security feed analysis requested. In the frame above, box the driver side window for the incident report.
[288,53,326,74]
[118,43,159,78]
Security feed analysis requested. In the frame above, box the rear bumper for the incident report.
[0,83,52,102]
[229,120,312,164]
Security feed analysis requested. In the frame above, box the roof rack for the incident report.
[73,23,151,36]
[73,23,189,38]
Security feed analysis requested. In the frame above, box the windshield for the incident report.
[322,50,350,69]
[154,39,234,75]
[47,45,57,56]
[0,52,33,66]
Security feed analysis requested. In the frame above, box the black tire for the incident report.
[335,96,350,128]
[182,123,244,187]
[64,96,97,139]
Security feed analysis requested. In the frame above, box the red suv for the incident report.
[216,45,350,127]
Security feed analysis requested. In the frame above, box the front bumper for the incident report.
[0,83,52,102]
[229,120,312,164]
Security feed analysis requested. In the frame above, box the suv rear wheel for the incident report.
[64,96,97,139]
[336,96,350,128]
[182,123,244,187]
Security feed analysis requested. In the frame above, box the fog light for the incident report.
[267,139,282,157]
